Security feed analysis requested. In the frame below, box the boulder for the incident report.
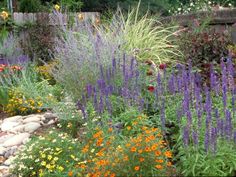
[3,133,30,147]
[1,122,20,131]
[3,116,23,123]
[22,116,41,124]
[24,122,41,133]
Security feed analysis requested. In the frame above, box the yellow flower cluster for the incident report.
[37,61,57,84]
[0,10,9,20]
[5,89,43,115]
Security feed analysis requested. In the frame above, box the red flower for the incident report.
[159,64,166,70]
[147,86,155,92]
[202,63,211,68]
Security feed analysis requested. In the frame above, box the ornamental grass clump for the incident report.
[103,3,181,65]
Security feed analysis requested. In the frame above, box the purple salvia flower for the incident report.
[100,65,105,80]
[225,110,232,140]
[204,128,210,153]
[197,109,202,129]
[139,98,145,112]
[186,111,192,127]
[112,58,116,75]
[183,126,189,147]
[93,90,98,112]
[98,95,104,114]
[86,84,93,98]
[177,108,182,125]
[234,131,236,144]
[192,130,199,145]
[210,127,217,154]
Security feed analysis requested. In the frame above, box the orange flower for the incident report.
[155,159,164,163]
[131,147,137,152]
[137,115,142,119]
[149,135,155,140]
[110,173,116,177]
[151,144,158,151]
[138,149,143,154]
[126,143,131,147]
[68,171,73,176]
[145,147,151,152]
[127,126,132,130]
[145,130,152,134]
[164,151,172,158]
[80,164,86,169]
[96,150,104,157]
[145,137,151,143]
[82,145,89,153]
[139,157,145,162]
[132,121,138,125]
[124,155,129,161]
[134,166,140,171]
[155,165,163,169]
[142,126,147,131]
[93,131,103,138]
[167,162,172,166]
[96,138,103,146]
[155,151,161,156]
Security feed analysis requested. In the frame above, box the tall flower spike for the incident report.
[183,126,189,147]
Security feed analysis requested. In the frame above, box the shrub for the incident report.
[179,27,232,70]
[51,12,122,100]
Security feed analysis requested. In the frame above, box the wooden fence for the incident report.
[161,8,236,43]
[12,12,100,26]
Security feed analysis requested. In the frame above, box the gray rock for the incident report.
[3,116,23,123]
[46,119,56,125]
[0,147,6,156]
[3,133,30,147]
[1,122,20,131]
[0,134,15,144]
[9,124,25,133]
[44,112,58,119]
[24,122,41,133]
[22,116,41,124]
[4,156,15,166]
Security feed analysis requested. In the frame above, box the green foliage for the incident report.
[19,0,46,13]
[60,0,83,12]
[176,142,236,176]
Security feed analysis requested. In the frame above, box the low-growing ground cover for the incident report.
[0,3,236,177]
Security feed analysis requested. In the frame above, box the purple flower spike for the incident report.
[183,126,189,147]
[192,130,199,145]
[204,128,210,153]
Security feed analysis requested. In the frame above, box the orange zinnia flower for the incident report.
[80,164,86,169]
[134,166,140,171]
[164,151,172,158]
[145,147,151,152]
[151,144,158,151]
[155,150,161,156]
[127,126,132,130]
[149,135,155,140]
[68,171,73,176]
[139,157,145,162]
[131,147,137,152]
[124,156,129,161]
[155,165,163,169]
[155,159,164,163]
[96,138,103,146]
[138,149,143,154]
[110,173,116,177]
[108,127,113,132]
[167,162,172,166]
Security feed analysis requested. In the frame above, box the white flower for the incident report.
[178,8,182,11]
